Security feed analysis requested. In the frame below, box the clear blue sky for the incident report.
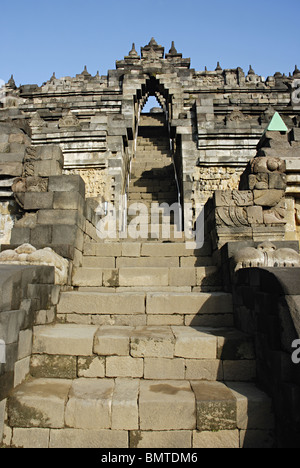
[0,0,299,87]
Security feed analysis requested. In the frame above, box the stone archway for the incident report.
[124,75,182,240]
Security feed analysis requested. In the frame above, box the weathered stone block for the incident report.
[191,381,237,431]
[49,428,128,448]
[53,191,85,212]
[139,380,196,430]
[173,326,217,359]
[26,177,49,193]
[268,172,287,190]
[227,382,274,430]
[185,359,222,381]
[14,356,30,387]
[8,378,71,428]
[37,209,83,228]
[94,326,133,356]
[10,227,30,244]
[253,189,284,207]
[52,225,83,250]
[130,326,175,358]
[57,292,145,315]
[77,357,105,378]
[32,324,98,356]
[18,329,33,360]
[72,268,103,287]
[247,205,263,224]
[12,428,50,448]
[130,430,192,448]
[111,379,139,430]
[36,145,63,164]
[146,292,233,315]
[34,160,62,177]
[30,225,52,245]
[193,430,239,448]
[24,192,53,210]
[106,356,143,378]
[144,357,185,380]
[30,355,77,379]
[65,379,114,429]
[48,175,85,198]
[0,162,23,176]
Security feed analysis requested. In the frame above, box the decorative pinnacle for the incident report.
[7,74,16,89]
[248,65,255,75]
[215,62,222,71]
[293,65,300,76]
[168,41,178,55]
[129,43,139,57]
[149,37,158,47]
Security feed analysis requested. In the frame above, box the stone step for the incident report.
[82,256,213,268]
[56,291,233,326]
[72,266,220,289]
[30,324,255,382]
[6,377,275,448]
[83,241,212,259]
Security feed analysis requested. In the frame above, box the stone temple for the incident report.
[0,38,300,448]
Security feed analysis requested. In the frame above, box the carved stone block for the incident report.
[247,206,263,224]
[253,190,284,207]
[232,190,253,206]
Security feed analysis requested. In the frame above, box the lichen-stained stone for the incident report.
[130,326,175,358]
[8,378,71,428]
[139,380,196,430]
[30,355,77,379]
[77,356,105,378]
[191,381,237,431]
[65,378,115,430]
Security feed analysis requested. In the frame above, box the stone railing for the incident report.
[0,262,59,443]
[232,266,300,448]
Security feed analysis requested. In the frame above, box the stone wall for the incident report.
[2,39,300,236]
[2,129,104,271]
[232,267,300,448]
[0,263,59,443]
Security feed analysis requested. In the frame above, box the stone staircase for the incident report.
[127,117,180,240]
[4,239,276,448]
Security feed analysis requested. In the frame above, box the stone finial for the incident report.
[7,74,16,89]
[215,62,222,71]
[293,65,300,76]
[248,65,255,76]
[50,72,56,82]
[128,43,139,58]
[149,37,158,47]
[166,41,182,59]
[168,41,177,55]
[81,65,91,77]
